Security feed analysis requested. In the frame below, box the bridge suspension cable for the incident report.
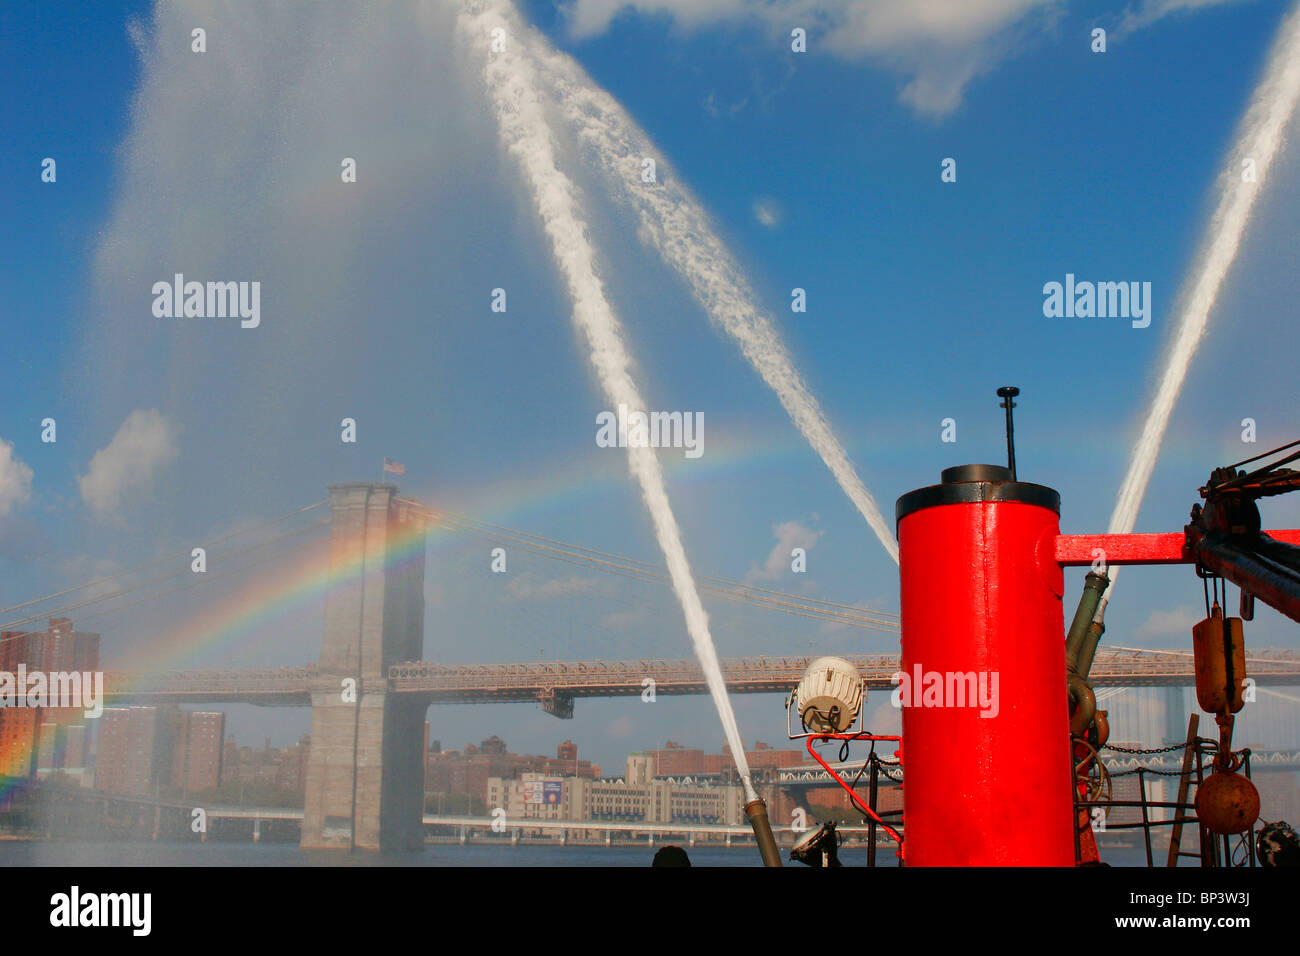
[0,499,327,618]
[406,501,897,618]
[0,509,329,636]
[54,519,333,631]
[1105,643,1300,667]
[397,499,900,633]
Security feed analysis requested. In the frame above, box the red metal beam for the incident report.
[1055,529,1300,566]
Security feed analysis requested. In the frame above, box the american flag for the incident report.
[383,457,406,476]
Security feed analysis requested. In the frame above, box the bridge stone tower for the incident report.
[302,483,428,851]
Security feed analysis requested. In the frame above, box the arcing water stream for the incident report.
[457,0,759,801]
[524,26,900,565]
[1103,3,1300,606]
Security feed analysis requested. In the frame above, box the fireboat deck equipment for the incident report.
[787,388,1300,867]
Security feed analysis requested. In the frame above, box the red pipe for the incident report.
[1054,529,1300,565]
[804,733,904,851]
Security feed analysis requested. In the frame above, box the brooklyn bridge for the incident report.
[9,482,1300,852]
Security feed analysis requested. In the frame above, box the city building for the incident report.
[63,724,88,778]
[168,711,225,792]
[632,739,808,778]
[221,734,311,796]
[487,753,748,826]
[95,706,171,796]
[0,618,100,780]
[426,737,600,811]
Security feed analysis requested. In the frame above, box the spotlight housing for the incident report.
[790,820,842,867]
[787,656,866,738]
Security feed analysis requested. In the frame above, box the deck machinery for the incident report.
[786,389,1300,867]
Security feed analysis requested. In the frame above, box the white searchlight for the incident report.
[786,656,866,738]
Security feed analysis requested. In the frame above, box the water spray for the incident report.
[1105,3,1300,607]
[458,0,764,844]
[523,29,900,565]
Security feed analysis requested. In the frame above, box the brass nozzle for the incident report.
[744,798,783,868]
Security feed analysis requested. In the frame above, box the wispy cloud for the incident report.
[1111,0,1250,41]
[601,607,645,630]
[1135,603,1203,640]
[561,0,1063,116]
[753,197,781,228]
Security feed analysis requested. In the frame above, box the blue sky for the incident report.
[1,0,1298,768]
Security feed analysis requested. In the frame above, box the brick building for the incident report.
[426,737,599,808]
[0,618,100,780]
[220,733,310,796]
[168,711,225,792]
[95,706,171,796]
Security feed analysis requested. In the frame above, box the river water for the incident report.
[1,839,1159,867]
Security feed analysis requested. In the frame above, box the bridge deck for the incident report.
[99,651,1300,705]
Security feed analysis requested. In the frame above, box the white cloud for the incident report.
[563,0,1267,114]
[562,0,1062,116]
[0,438,34,517]
[746,519,823,582]
[78,409,179,523]
[1135,603,1203,640]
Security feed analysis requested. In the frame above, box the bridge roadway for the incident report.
[100,649,1300,710]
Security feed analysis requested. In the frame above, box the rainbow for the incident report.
[107,423,823,676]
[66,420,1215,677]
[0,421,1210,795]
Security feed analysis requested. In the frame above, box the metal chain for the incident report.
[1102,742,1187,755]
